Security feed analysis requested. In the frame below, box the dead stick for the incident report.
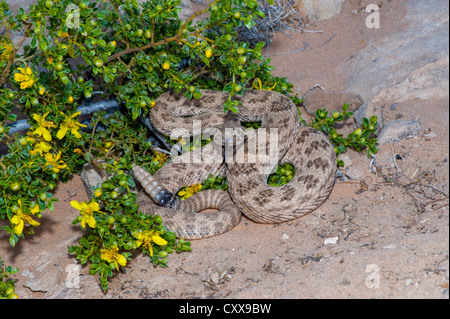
[318,31,336,48]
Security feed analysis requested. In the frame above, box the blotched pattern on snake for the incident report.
[133,89,336,239]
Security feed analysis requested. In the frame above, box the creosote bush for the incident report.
[0,0,377,293]
[0,257,18,299]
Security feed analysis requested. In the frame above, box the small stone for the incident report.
[210,272,220,285]
[22,270,35,279]
[324,237,339,245]
[405,278,413,286]
[304,213,320,225]
[339,153,353,169]
[423,131,437,138]
[345,167,363,180]
[383,244,397,250]
[281,233,290,240]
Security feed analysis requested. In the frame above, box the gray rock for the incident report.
[345,166,364,180]
[338,153,353,169]
[25,264,63,293]
[80,162,109,200]
[80,160,140,200]
[341,0,449,125]
[377,120,421,145]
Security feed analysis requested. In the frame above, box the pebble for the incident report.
[210,272,220,285]
[339,153,353,169]
[304,213,320,225]
[423,131,437,138]
[383,244,397,250]
[281,233,290,240]
[345,167,363,180]
[324,237,339,245]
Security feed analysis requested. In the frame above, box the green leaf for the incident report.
[200,54,210,68]
[30,35,37,48]
[244,19,256,29]
[38,37,48,51]
[127,178,135,188]
[363,117,369,128]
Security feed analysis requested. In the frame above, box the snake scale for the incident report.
[133,89,336,239]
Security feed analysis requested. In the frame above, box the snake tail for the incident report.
[132,164,176,207]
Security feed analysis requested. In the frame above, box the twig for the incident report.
[5,99,120,134]
[265,41,309,57]
[301,84,325,99]
[108,0,219,63]
[237,0,303,48]
[391,139,400,173]
[318,31,336,48]
[369,154,377,174]
[303,30,324,33]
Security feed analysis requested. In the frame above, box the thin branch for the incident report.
[318,31,336,48]
[107,0,219,63]
[265,41,309,57]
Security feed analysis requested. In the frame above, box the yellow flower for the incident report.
[30,203,40,215]
[44,151,67,173]
[152,150,168,164]
[10,199,40,235]
[56,111,87,139]
[0,43,13,61]
[252,77,277,91]
[29,139,52,156]
[32,112,56,141]
[134,230,168,256]
[178,184,202,200]
[100,246,127,271]
[70,200,101,229]
[13,67,35,89]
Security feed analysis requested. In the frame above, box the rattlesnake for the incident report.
[133,89,336,239]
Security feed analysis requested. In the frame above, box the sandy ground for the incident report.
[0,0,448,299]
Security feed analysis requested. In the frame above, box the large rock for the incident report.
[342,0,449,127]
[377,119,421,145]
[372,56,449,103]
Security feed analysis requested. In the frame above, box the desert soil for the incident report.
[0,0,448,299]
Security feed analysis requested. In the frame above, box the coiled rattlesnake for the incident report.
[133,89,336,239]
